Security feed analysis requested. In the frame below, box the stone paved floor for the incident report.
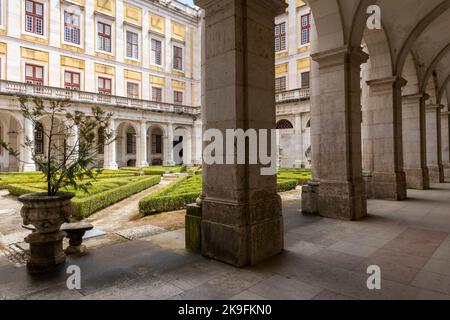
[1,183,450,300]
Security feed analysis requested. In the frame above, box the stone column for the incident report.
[104,120,118,170]
[196,0,285,267]
[441,110,450,178]
[307,47,368,220]
[426,104,445,183]
[164,123,175,166]
[22,119,36,172]
[363,77,407,200]
[137,122,149,167]
[294,114,303,168]
[402,94,430,189]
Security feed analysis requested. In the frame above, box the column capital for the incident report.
[311,46,369,69]
[366,76,407,88]
[426,104,444,112]
[402,92,430,102]
[195,0,287,15]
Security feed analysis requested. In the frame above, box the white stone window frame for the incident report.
[173,89,184,105]
[297,8,311,49]
[274,17,287,54]
[96,73,114,95]
[95,15,115,56]
[172,40,185,72]
[0,0,5,29]
[124,24,141,62]
[125,79,141,99]
[61,3,84,49]
[22,60,48,86]
[0,55,5,80]
[22,0,50,40]
[297,69,310,89]
[22,0,48,40]
[151,84,164,102]
[150,33,165,68]
[61,67,84,91]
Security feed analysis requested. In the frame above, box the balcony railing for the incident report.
[0,80,200,116]
[276,88,310,104]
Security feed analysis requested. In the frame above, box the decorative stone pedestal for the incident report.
[25,231,66,274]
[63,223,94,255]
[301,180,319,214]
[19,192,73,274]
[185,203,202,252]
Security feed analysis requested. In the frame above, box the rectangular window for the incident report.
[151,39,162,66]
[64,11,80,45]
[173,90,183,105]
[126,31,139,59]
[25,64,44,85]
[98,77,112,95]
[301,71,310,88]
[97,21,111,53]
[152,87,162,102]
[34,123,44,155]
[275,22,286,52]
[301,14,311,45]
[152,134,162,154]
[275,76,286,93]
[127,82,139,99]
[173,46,183,71]
[25,0,44,35]
[64,71,80,90]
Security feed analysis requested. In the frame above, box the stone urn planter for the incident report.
[19,192,74,274]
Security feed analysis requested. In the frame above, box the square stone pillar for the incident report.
[441,111,450,178]
[363,77,407,200]
[309,47,368,220]
[402,94,430,189]
[104,120,118,170]
[196,0,285,267]
[22,119,36,172]
[426,104,445,183]
[137,121,149,167]
[164,123,175,166]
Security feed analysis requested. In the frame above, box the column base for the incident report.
[201,195,283,267]
[25,231,66,274]
[428,165,445,183]
[301,180,319,214]
[404,167,430,190]
[138,162,149,168]
[104,162,118,170]
[317,180,367,221]
[444,163,450,180]
[22,163,36,172]
[368,171,407,200]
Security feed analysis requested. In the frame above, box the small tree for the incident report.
[0,96,114,196]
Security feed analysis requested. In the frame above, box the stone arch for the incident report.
[394,1,450,77]
[174,126,192,165]
[147,124,166,166]
[115,121,138,168]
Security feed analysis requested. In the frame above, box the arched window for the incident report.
[34,122,44,155]
[98,127,105,154]
[126,126,136,155]
[276,119,294,130]
[306,119,311,128]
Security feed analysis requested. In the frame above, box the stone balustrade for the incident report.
[275,87,310,104]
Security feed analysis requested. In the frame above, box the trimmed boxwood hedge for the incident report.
[8,175,161,219]
[276,179,298,193]
[139,174,300,215]
[71,175,160,218]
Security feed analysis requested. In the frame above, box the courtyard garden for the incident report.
[0,167,311,218]
[139,168,311,215]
